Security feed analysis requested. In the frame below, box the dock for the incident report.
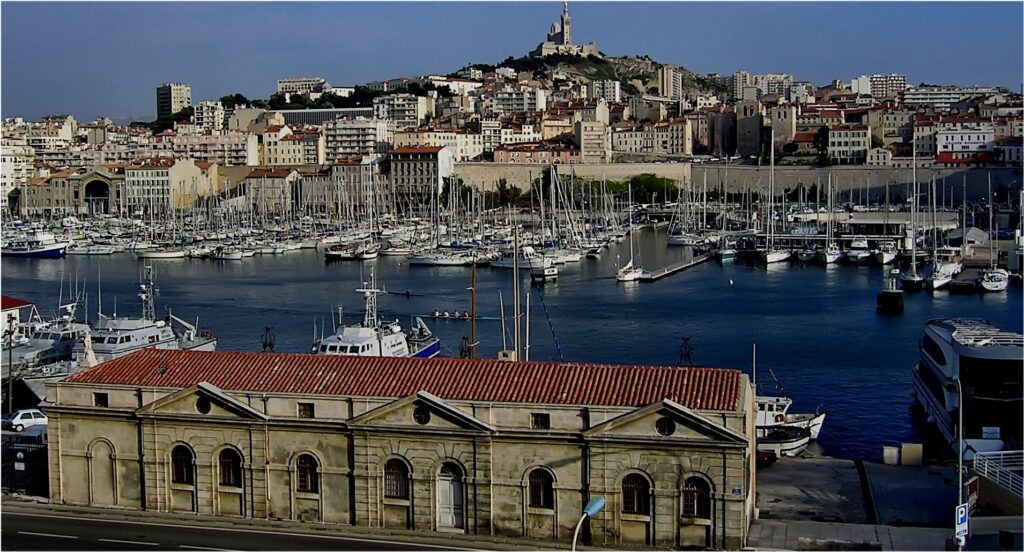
[639,251,716,282]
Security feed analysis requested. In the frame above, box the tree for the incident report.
[813,125,830,156]
[871,134,885,149]
[495,178,523,206]
[219,93,249,109]
[783,142,798,155]
[149,106,194,133]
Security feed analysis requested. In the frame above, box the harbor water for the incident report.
[2,228,1021,460]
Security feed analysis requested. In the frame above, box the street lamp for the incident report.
[4,329,14,414]
[953,374,964,551]
[572,496,605,552]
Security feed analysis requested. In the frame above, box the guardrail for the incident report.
[974,450,1023,497]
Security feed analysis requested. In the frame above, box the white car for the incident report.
[3,409,47,432]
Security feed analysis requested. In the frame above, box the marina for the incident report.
[2,231,1020,460]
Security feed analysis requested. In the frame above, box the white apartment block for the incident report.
[277,77,327,94]
[611,119,690,156]
[393,129,483,162]
[416,76,483,96]
[457,68,483,80]
[1,138,35,212]
[866,147,893,166]
[900,86,998,109]
[828,125,872,164]
[194,101,226,131]
[323,117,396,159]
[124,158,206,215]
[479,88,548,116]
[372,94,431,130]
[731,71,793,100]
[243,168,301,215]
[851,74,908,99]
[330,155,379,209]
[695,96,721,110]
[936,127,995,155]
[156,83,191,118]
[913,124,937,157]
[612,127,652,153]
[494,67,518,81]
[587,80,622,103]
[659,65,685,100]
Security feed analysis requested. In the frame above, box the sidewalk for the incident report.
[747,520,949,551]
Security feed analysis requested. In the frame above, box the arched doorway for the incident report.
[84,180,110,216]
[436,462,465,531]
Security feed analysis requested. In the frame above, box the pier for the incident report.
[639,251,716,281]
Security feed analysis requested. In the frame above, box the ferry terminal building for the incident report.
[46,349,756,549]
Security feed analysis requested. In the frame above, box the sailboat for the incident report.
[926,177,962,291]
[818,174,844,264]
[617,184,644,282]
[760,131,790,264]
[900,148,925,291]
[978,174,1009,292]
[874,178,899,264]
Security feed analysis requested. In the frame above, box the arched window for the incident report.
[384,459,410,500]
[528,469,554,509]
[621,473,650,515]
[682,477,711,518]
[171,445,194,485]
[296,454,319,493]
[219,449,242,487]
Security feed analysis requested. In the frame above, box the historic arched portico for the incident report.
[84,180,110,216]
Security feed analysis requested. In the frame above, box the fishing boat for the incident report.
[756,426,811,457]
[1,232,67,258]
[5,300,90,369]
[756,395,826,440]
[78,266,217,364]
[312,272,441,358]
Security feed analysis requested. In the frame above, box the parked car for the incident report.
[756,450,778,468]
[1,409,47,432]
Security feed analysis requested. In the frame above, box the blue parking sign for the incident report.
[955,503,969,537]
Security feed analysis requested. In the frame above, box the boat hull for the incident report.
[2,244,67,258]
[410,339,442,358]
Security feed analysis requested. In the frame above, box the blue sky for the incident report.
[2,1,1021,122]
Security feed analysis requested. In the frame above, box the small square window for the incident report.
[530,413,550,430]
[93,392,109,408]
[298,403,315,419]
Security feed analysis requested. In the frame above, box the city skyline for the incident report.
[2,1,1023,121]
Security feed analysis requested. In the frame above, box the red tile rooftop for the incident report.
[64,349,744,411]
[1,295,31,310]
[391,146,445,154]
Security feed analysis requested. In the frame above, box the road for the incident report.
[1,511,471,551]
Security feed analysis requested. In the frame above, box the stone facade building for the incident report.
[45,349,756,549]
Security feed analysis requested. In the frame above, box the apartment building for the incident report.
[866,108,914,146]
[900,86,998,109]
[156,83,191,118]
[155,131,259,166]
[827,125,872,164]
[573,120,610,163]
[373,94,431,130]
[242,168,301,215]
[194,101,226,131]
[388,146,453,205]
[731,71,793,100]
[587,80,622,103]
[277,77,327,95]
[1,138,35,212]
[850,74,908,99]
[393,128,483,162]
[936,126,995,157]
[323,117,396,159]
[124,157,208,215]
[494,140,581,164]
[659,65,685,100]
[478,87,548,116]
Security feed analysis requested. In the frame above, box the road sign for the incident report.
[955,503,969,538]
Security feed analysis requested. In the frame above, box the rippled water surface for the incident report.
[3,229,1021,459]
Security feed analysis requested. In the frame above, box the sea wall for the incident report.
[454,162,1021,201]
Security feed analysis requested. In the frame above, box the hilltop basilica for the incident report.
[530,1,600,58]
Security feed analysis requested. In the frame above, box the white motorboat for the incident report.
[927,247,963,291]
[312,272,440,358]
[408,251,474,266]
[717,247,737,262]
[490,246,548,269]
[210,246,244,260]
[845,236,872,264]
[874,241,899,265]
[978,268,1009,292]
[67,244,115,256]
[756,426,811,457]
[818,244,845,264]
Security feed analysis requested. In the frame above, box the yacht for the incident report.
[1,232,68,258]
[490,245,548,269]
[312,272,441,358]
[926,246,963,291]
[78,266,218,364]
[796,246,818,263]
[978,268,1009,293]
[912,318,1023,459]
[845,236,873,264]
[408,250,474,267]
[5,301,90,370]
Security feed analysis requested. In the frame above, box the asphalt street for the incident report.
[1,511,473,551]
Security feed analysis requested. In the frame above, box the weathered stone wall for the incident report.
[454,162,1020,201]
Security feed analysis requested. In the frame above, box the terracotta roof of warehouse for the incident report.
[1,295,32,310]
[65,349,743,410]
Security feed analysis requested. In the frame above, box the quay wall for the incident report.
[454,163,1021,200]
